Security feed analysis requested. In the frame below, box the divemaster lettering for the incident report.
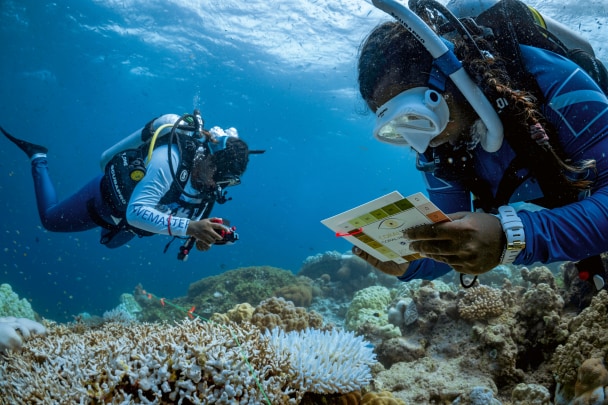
[131,206,188,229]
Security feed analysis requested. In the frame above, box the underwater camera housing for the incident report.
[210,218,239,245]
[177,218,238,261]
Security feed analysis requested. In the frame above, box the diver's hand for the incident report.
[352,246,410,277]
[186,218,225,251]
[406,211,504,275]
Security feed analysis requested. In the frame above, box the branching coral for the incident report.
[264,327,377,395]
[0,319,377,404]
[0,317,46,354]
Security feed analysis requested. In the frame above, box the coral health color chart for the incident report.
[321,191,450,264]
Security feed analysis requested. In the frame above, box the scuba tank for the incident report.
[446,0,596,56]
[99,114,197,170]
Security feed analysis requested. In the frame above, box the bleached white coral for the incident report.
[0,316,46,354]
[0,319,376,404]
[102,304,137,324]
[264,327,377,394]
[0,283,36,319]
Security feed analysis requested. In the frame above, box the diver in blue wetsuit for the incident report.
[354,0,608,290]
[1,112,251,254]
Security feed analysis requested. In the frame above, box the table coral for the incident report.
[0,319,377,404]
[457,285,505,321]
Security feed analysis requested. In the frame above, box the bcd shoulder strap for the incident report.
[476,0,608,95]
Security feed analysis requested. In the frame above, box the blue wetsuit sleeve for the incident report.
[126,145,191,236]
[398,259,453,282]
[514,46,608,264]
[517,189,608,264]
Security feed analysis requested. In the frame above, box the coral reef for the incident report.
[299,251,398,298]
[457,285,505,321]
[265,327,376,394]
[8,256,608,404]
[510,383,551,404]
[0,317,46,354]
[135,266,301,323]
[275,278,314,307]
[574,358,608,402]
[553,290,608,403]
[0,284,36,320]
[182,266,299,316]
[345,286,393,332]
[345,286,401,346]
[387,297,418,328]
[250,296,325,332]
[360,391,406,404]
[371,356,498,403]
[0,319,376,404]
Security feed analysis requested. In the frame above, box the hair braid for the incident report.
[454,36,596,196]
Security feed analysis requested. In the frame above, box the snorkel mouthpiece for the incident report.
[371,0,504,152]
[374,87,449,153]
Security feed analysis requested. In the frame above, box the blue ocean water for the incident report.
[0,1,424,322]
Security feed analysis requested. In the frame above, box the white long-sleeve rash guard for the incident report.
[125,144,207,237]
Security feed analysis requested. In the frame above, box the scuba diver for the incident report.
[2,110,256,257]
[353,0,608,291]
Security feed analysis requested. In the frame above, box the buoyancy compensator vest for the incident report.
[445,0,608,95]
[93,111,213,242]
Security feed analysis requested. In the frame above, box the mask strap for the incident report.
[207,135,230,155]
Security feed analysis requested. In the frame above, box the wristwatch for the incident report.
[496,205,526,264]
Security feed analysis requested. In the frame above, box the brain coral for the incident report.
[0,318,376,404]
[250,296,325,332]
[457,285,505,321]
[345,286,392,331]
[275,279,314,307]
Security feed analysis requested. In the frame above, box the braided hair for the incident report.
[451,29,596,205]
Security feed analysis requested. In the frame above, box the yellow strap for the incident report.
[146,123,174,165]
[527,5,547,30]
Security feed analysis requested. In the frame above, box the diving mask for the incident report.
[373,87,450,153]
